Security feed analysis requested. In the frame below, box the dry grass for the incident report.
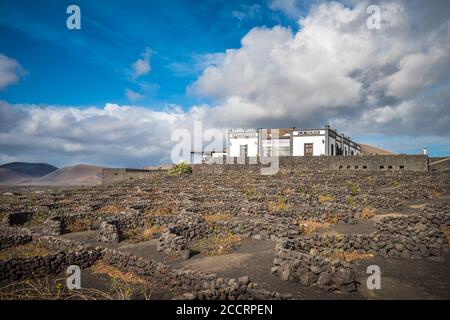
[0,243,52,260]
[23,212,49,227]
[318,195,336,203]
[66,218,92,233]
[431,188,444,198]
[268,195,289,212]
[0,271,154,300]
[204,213,233,223]
[326,251,374,262]
[190,233,242,256]
[144,207,174,216]
[243,188,257,199]
[89,261,155,300]
[358,207,376,220]
[0,277,108,300]
[298,220,330,235]
[322,212,348,225]
[89,261,148,285]
[122,224,165,243]
[96,205,125,214]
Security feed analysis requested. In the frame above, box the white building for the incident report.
[227,126,360,157]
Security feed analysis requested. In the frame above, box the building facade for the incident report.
[228,126,361,158]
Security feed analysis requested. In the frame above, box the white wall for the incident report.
[292,136,326,156]
[261,139,290,156]
[228,137,258,157]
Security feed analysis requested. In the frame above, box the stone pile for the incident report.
[96,220,120,243]
[157,230,191,260]
[42,217,65,236]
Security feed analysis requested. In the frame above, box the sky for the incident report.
[0,0,449,168]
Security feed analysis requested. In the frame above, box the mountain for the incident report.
[0,162,58,184]
[360,144,396,155]
[30,164,104,186]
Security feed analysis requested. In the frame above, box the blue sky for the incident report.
[0,0,306,108]
[0,0,449,167]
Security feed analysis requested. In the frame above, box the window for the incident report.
[339,165,343,170]
[363,166,367,169]
[380,166,384,169]
[399,165,405,170]
[388,166,393,170]
[331,144,334,156]
[304,143,313,156]
[355,166,359,169]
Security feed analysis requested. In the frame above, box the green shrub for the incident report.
[167,162,192,176]
[350,184,359,195]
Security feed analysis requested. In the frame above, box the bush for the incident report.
[167,162,192,176]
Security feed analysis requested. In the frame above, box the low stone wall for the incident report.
[0,228,32,250]
[3,235,291,300]
[1,212,32,227]
[273,238,357,292]
[273,209,449,292]
[102,168,165,184]
[42,217,66,236]
[216,216,301,240]
[96,220,120,243]
[194,155,429,174]
[157,230,191,259]
[0,248,101,281]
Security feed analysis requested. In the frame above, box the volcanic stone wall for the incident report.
[0,234,291,300]
[102,168,165,184]
[273,238,358,292]
[0,228,32,250]
[194,155,429,174]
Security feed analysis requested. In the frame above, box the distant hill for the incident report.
[0,162,58,184]
[30,164,104,186]
[360,144,396,155]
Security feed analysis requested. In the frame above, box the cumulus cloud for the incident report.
[1,0,449,166]
[191,0,450,136]
[0,101,192,167]
[0,53,26,90]
[131,47,152,78]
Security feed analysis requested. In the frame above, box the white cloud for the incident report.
[268,0,303,18]
[125,88,144,102]
[0,53,26,90]
[1,0,450,167]
[131,47,152,78]
[232,3,262,21]
[191,0,450,135]
[0,101,193,167]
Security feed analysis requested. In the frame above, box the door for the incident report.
[304,143,313,156]
[240,145,248,158]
